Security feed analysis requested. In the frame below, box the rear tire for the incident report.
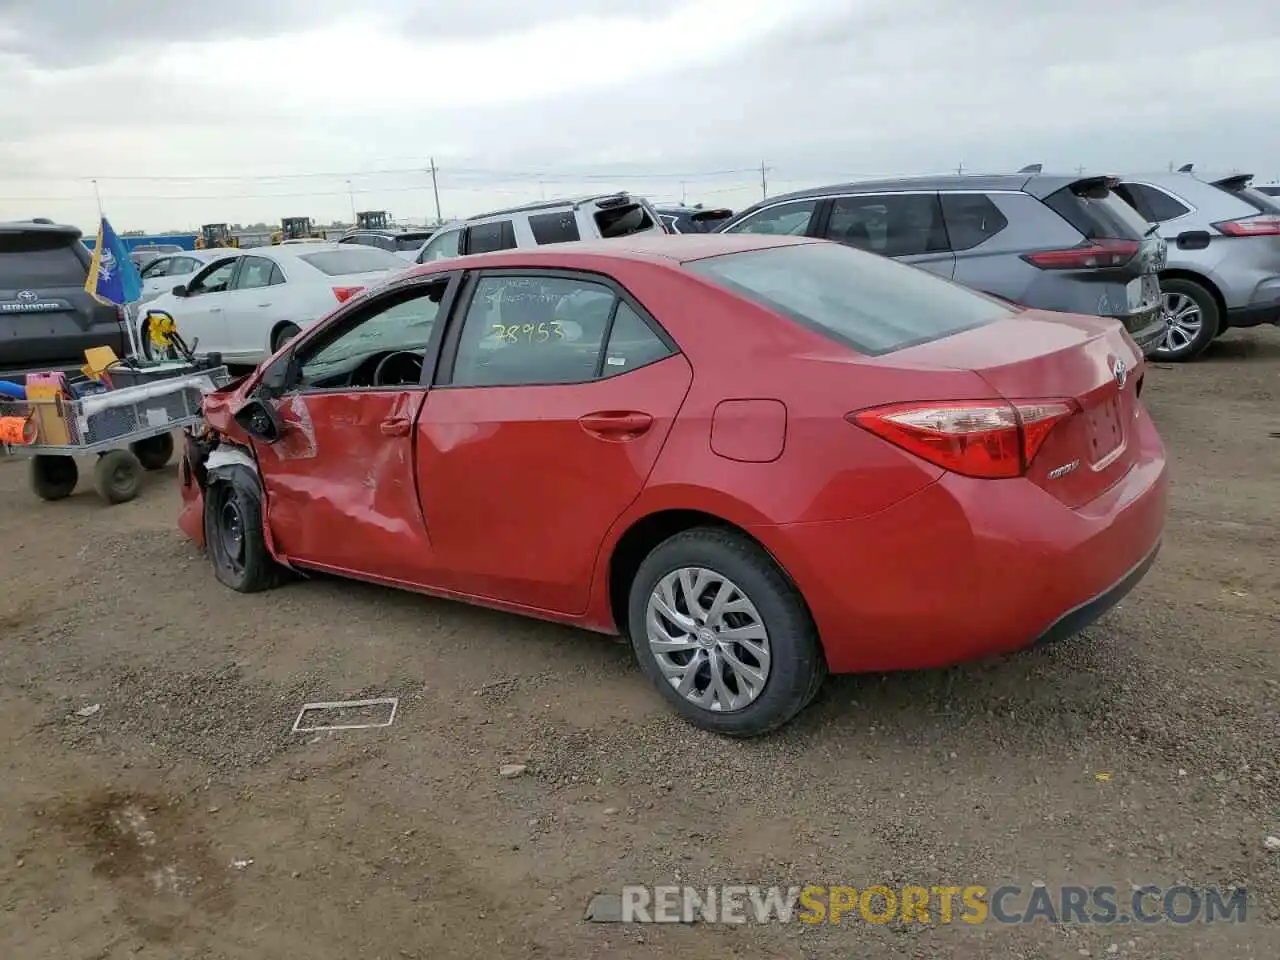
[130,433,174,471]
[272,323,301,353]
[30,455,78,501]
[1154,279,1218,362]
[203,464,287,593]
[627,527,825,737]
[92,449,143,504]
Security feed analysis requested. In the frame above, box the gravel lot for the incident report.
[1,329,1277,959]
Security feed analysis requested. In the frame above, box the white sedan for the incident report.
[140,244,411,364]
[135,249,226,304]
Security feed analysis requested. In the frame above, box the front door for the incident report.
[254,274,457,583]
[416,271,693,614]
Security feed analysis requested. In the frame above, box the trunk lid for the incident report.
[886,310,1144,507]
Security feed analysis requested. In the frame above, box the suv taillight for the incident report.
[850,400,1075,479]
[1211,214,1280,237]
[1021,239,1139,270]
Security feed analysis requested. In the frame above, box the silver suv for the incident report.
[717,173,1167,356]
[414,192,664,263]
[1112,170,1280,360]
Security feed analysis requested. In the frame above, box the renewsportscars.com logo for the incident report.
[609,884,1247,925]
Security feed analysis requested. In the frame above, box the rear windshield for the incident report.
[395,233,433,250]
[1045,185,1151,240]
[0,233,87,287]
[686,242,1011,356]
[594,202,656,239]
[297,248,407,276]
[1213,181,1280,214]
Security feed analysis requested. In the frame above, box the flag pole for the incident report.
[92,179,103,218]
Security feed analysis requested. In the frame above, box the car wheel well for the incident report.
[607,509,805,637]
[270,320,302,352]
[1158,269,1227,327]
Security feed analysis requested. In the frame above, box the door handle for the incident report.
[579,411,653,439]
[257,302,272,308]
[209,307,223,313]
[380,418,411,437]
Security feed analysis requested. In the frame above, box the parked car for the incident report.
[129,243,184,271]
[141,244,410,364]
[717,173,1168,357]
[0,219,128,383]
[414,192,665,263]
[654,205,734,234]
[338,228,437,261]
[1111,170,1280,360]
[136,249,226,304]
[1256,184,1280,198]
[179,233,1167,736]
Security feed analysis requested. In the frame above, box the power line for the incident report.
[0,165,762,184]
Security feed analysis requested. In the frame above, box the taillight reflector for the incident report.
[1021,239,1139,270]
[1211,215,1280,237]
[850,399,1075,479]
[333,285,364,303]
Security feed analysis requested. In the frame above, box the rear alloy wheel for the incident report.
[272,323,302,353]
[1154,279,1218,362]
[628,527,825,737]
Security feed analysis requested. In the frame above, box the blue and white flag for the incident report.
[84,217,142,305]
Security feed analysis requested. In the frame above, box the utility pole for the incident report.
[759,160,768,200]
[429,157,442,225]
[680,181,688,205]
[91,179,103,218]
[956,162,964,176]
[1076,164,1086,175]
[346,179,356,223]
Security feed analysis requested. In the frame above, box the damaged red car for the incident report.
[180,233,1167,736]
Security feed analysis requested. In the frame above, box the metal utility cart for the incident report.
[1,364,231,504]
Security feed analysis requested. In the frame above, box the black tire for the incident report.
[1154,278,1219,362]
[203,464,287,593]
[272,323,301,353]
[130,432,174,471]
[30,455,78,501]
[93,449,143,504]
[627,527,826,737]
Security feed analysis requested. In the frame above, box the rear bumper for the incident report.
[750,411,1168,674]
[1225,276,1280,328]
[1114,305,1165,356]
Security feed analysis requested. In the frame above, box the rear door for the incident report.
[0,225,124,374]
[815,193,956,278]
[222,255,289,362]
[416,269,692,614]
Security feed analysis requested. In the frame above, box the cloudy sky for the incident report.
[1,0,1278,233]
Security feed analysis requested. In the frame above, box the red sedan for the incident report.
[179,233,1167,736]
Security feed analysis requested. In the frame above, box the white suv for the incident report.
[414,192,664,263]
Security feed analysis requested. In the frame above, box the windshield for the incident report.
[686,242,1011,356]
[298,248,407,275]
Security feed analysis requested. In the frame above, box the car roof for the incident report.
[405,233,814,279]
[0,219,83,240]
[466,192,638,221]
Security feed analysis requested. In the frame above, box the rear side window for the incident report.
[824,194,949,257]
[0,234,87,287]
[465,220,518,254]
[1044,184,1150,240]
[1113,183,1191,223]
[594,202,656,239]
[686,242,1011,356]
[602,302,671,375]
[297,248,407,275]
[529,211,582,245]
[940,194,1009,251]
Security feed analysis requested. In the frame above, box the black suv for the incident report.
[0,220,129,383]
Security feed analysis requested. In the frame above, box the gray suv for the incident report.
[717,173,1167,355]
[1112,170,1280,360]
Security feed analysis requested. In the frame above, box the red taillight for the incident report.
[1021,239,1139,270]
[850,399,1075,479]
[333,285,364,303]
[1211,214,1280,237]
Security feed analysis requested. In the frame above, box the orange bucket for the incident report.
[0,414,36,445]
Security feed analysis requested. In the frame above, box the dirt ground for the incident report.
[1,329,1277,960]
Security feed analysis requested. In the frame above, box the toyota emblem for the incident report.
[16,290,38,303]
[1113,359,1128,389]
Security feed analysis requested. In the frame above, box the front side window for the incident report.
[451,275,620,386]
[140,257,172,279]
[419,228,461,262]
[187,258,239,295]
[824,194,949,257]
[295,281,447,389]
[723,200,817,237]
